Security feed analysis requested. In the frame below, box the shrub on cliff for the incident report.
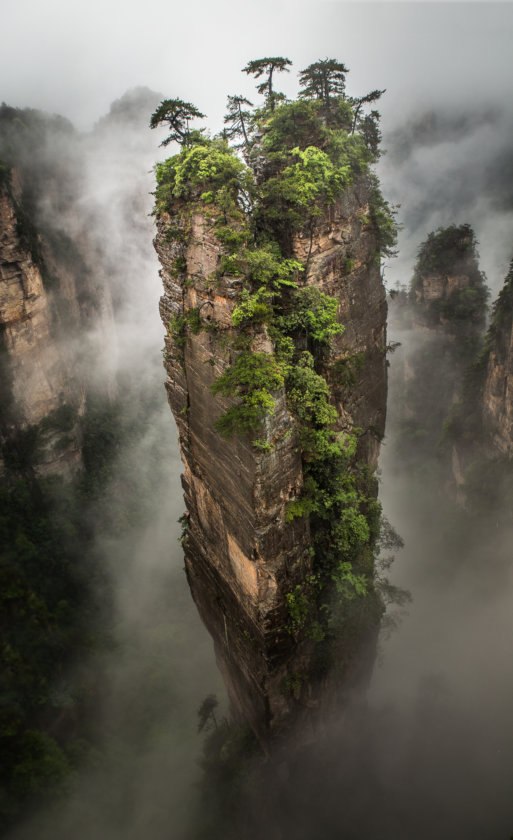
[154,138,253,215]
[211,352,286,436]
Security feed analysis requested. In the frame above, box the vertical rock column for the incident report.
[156,174,388,743]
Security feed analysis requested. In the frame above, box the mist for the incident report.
[2,2,513,837]
[227,94,513,839]
[3,90,226,840]
[379,105,513,295]
[211,280,513,840]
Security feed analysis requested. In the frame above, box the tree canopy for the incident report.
[298,59,350,105]
[242,57,292,111]
[150,98,205,147]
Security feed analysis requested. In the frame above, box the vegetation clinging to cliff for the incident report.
[154,56,395,635]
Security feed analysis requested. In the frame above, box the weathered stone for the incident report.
[0,171,85,476]
[482,309,513,456]
[156,173,388,744]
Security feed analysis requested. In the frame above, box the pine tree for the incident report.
[348,89,385,134]
[150,98,205,147]
[242,57,292,111]
[224,95,253,146]
[298,58,349,105]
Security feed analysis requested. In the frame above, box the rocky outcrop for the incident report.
[156,175,387,744]
[0,169,86,477]
[480,262,513,456]
[392,225,488,480]
[410,223,487,336]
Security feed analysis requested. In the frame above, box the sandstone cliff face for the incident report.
[0,170,85,477]
[482,335,513,456]
[156,174,387,743]
[481,268,513,456]
[293,181,387,467]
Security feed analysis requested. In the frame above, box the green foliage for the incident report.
[242,57,292,111]
[214,224,250,253]
[331,560,368,599]
[211,352,285,436]
[185,306,203,334]
[298,58,349,104]
[260,144,352,227]
[167,308,203,349]
[170,255,187,277]
[244,244,302,288]
[283,671,307,697]
[149,98,205,147]
[220,241,302,289]
[231,289,272,327]
[358,110,382,156]
[285,585,310,632]
[168,313,187,346]
[276,286,344,346]
[15,203,45,270]
[286,352,338,429]
[432,285,489,324]
[80,395,121,491]
[285,574,323,636]
[251,438,274,452]
[154,58,392,650]
[223,95,253,146]
[413,223,477,278]
[368,179,399,257]
[331,352,365,388]
[410,224,488,337]
[261,99,330,153]
[155,138,252,215]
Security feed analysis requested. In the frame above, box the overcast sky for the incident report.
[2,1,513,132]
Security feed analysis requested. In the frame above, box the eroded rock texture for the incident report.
[0,171,86,476]
[156,175,387,743]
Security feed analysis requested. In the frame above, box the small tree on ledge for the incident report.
[150,98,205,147]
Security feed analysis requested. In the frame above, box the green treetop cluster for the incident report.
[410,224,489,327]
[153,57,396,644]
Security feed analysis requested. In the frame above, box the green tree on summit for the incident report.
[150,98,205,147]
[242,57,292,111]
[298,58,350,106]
